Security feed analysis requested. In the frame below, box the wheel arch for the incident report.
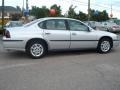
[25,38,49,50]
[98,36,113,48]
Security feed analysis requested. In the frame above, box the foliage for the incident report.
[67,5,77,18]
[50,4,62,17]
[30,6,49,19]
[11,13,22,21]
[29,5,110,21]
[72,11,87,21]
[66,5,87,21]
[90,9,109,21]
[16,6,22,12]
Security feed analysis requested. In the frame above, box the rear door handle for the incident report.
[45,32,51,35]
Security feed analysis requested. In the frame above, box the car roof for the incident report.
[37,17,80,21]
[24,17,85,27]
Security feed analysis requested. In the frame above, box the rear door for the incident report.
[42,19,70,50]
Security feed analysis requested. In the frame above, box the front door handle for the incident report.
[72,33,77,35]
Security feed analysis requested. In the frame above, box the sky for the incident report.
[1,0,120,19]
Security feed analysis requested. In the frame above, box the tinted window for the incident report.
[45,19,66,30]
[68,20,89,31]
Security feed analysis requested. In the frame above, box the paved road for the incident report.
[0,36,120,90]
[0,35,3,51]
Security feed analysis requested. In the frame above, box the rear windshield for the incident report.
[24,19,43,27]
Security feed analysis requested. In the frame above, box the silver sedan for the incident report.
[2,17,120,58]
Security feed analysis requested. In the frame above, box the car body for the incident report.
[100,22,120,32]
[84,21,97,29]
[2,17,120,58]
[84,21,106,31]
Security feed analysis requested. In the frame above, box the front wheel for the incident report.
[26,41,47,59]
[97,38,112,53]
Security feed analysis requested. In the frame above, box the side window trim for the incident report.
[65,20,70,30]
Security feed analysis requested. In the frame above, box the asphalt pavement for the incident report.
[0,35,4,52]
[0,35,120,90]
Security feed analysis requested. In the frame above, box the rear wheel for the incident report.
[97,38,112,53]
[26,40,47,59]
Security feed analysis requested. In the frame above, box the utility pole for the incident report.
[2,0,4,31]
[110,4,113,18]
[25,0,29,23]
[88,0,90,21]
[23,0,24,15]
[26,0,28,11]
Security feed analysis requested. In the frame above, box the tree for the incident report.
[42,6,49,17]
[76,11,87,21]
[67,5,77,18]
[66,5,87,21]
[90,9,109,21]
[50,4,62,17]
[16,6,22,12]
[101,10,109,21]
[30,6,49,19]
[11,13,22,21]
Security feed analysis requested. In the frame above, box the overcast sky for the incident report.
[1,0,120,19]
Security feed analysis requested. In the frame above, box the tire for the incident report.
[97,38,112,53]
[26,40,47,59]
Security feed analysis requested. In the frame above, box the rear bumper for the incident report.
[2,38,26,51]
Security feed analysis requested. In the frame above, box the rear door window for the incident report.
[45,19,67,30]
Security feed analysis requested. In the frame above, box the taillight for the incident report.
[4,30,11,38]
[112,25,119,28]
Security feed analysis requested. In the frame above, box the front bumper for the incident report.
[113,40,120,48]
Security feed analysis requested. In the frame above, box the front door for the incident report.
[68,20,97,49]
